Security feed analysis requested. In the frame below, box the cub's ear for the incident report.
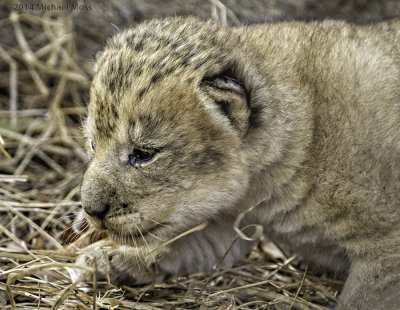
[199,68,250,135]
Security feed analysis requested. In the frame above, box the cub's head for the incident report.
[80,17,269,246]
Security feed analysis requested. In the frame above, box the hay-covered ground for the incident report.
[0,5,346,310]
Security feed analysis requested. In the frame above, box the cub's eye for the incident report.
[128,148,156,166]
[90,140,95,151]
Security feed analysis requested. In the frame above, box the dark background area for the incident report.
[2,0,400,59]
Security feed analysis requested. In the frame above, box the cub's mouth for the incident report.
[75,212,172,247]
[102,215,175,246]
[82,210,106,231]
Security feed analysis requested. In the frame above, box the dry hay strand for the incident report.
[0,6,343,310]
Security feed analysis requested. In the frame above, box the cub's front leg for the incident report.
[337,252,400,310]
[77,219,254,285]
[77,242,168,284]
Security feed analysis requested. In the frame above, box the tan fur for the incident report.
[78,17,400,309]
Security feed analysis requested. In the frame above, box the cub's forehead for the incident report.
[88,17,237,140]
[89,66,198,143]
[107,17,229,67]
[93,17,233,98]
[89,48,202,141]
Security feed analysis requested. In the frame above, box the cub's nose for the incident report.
[81,164,116,221]
[83,203,110,220]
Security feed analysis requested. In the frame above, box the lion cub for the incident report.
[78,17,400,309]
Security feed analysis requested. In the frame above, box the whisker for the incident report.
[53,215,73,224]
[148,231,165,242]
[127,225,142,267]
[148,218,183,233]
[51,213,79,228]
[134,222,153,262]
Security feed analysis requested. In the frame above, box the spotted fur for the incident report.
[79,17,400,310]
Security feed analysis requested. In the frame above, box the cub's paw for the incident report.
[76,242,170,286]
